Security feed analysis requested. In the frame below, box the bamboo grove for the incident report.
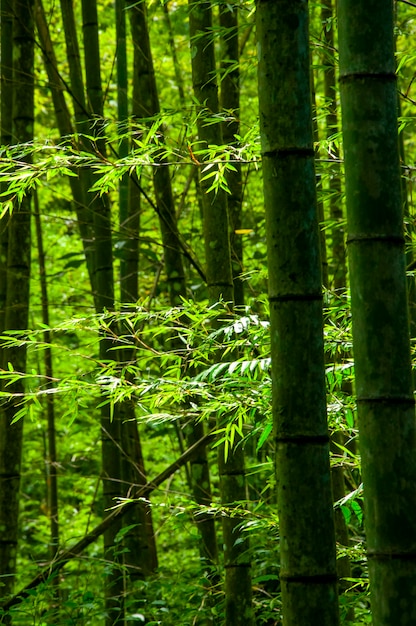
[0,0,416,624]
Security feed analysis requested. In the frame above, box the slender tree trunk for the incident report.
[314,63,352,609]
[130,1,218,576]
[393,0,415,332]
[321,0,345,291]
[220,1,244,306]
[116,0,159,585]
[38,5,145,602]
[35,0,95,290]
[44,22,124,605]
[34,192,60,611]
[188,1,233,305]
[338,2,416,624]
[397,95,416,338]
[189,2,253,623]
[320,2,353,609]
[162,1,186,107]
[38,14,127,600]
[130,3,186,306]
[0,0,13,335]
[81,2,124,621]
[257,2,340,624]
[116,0,130,295]
[0,0,34,611]
[311,78,329,289]
[0,11,16,616]
[58,0,99,306]
[59,0,87,121]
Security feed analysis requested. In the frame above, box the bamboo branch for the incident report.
[398,0,416,9]
[0,431,215,613]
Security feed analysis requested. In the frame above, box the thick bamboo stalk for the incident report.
[257,1,340,624]
[338,2,416,623]
[0,0,13,334]
[0,0,34,605]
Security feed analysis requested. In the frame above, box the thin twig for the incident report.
[398,0,416,9]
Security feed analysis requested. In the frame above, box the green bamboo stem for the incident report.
[33,191,60,609]
[189,2,253,623]
[311,75,329,289]
[188,0,234,305]
[338,2,416,623]
[0,0,13,336]
[130,1,218,573]
[115,0,131,299]
[35,0,95,292]
[0,0,34,605]
[320,2,353,609]
[397,96,416,338]
[80,2,124,621]
[130,2,187,306]
[162,1,186,107]
[321,0,345,292]
[219,1,244,306]
[115,0,158,584]
[257,2,340,624]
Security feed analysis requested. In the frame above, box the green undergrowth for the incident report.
[0,293,373,624]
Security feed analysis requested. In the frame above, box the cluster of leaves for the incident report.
[0,110,261,219]
[0,292,368,623]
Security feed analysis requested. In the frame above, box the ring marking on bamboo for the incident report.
[339,72,396,83]
[269,293,323,303]
[356,396,414,405]
[275,435,330,445]
[280,573,338,584]
[347,234,405,245]
[262,147,315,159]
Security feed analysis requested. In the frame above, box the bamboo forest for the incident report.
[1,0,416,624]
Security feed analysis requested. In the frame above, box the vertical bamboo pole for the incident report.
[338,1,416,623]
[257,1,340,623]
